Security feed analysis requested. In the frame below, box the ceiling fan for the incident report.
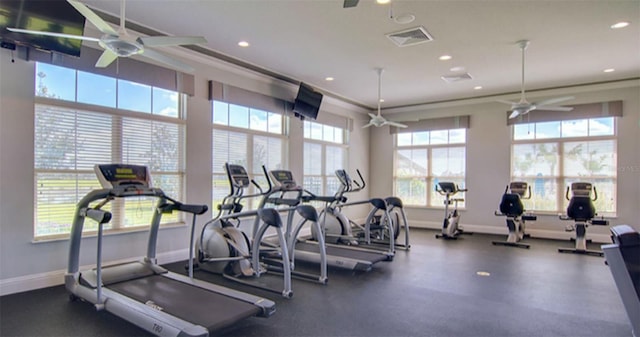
[8,0,206,73]
[498,40,574,119]
[363,68,408,129]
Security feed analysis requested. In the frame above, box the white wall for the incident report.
[369,81,640,241]
[0,48,370,294]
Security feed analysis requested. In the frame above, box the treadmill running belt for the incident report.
[108,275,261,332]
[297,242,388,263]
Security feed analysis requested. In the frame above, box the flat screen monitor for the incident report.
[293,82,323,120]
[0,0,86,57]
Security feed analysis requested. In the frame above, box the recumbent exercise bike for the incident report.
[493,181,537,249]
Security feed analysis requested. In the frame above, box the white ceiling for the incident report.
[83,0,640,110]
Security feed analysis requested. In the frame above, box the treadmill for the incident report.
[267,170,390,272]
[602,225,640,337]
[66,164,275,337]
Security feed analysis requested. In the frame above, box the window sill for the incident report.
[31,222,187,244]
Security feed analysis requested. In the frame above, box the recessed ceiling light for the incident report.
[238,41,250,47]
[450,66,465,72]
[611,21,630,29]
[379,98,385,103]
[439,55,452,61]
[474,86,483,90]
[604,68,615,73]
[376,0,390,4]
[325,77,334,81]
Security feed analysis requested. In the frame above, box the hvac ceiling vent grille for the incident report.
[386,26,433,47]
[441,73,473,83]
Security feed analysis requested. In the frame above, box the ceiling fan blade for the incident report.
[138,36,207,47]
[343,0,359,8]
[95,49,118,68]
[140,48,195,73]
[535,96,574,107]
[67,0,119,36]
[362,122,374,128]
[386,121,408,128]
[536,106,574,112]
[509,110,522,119]
[368,113,378,119]
[6,28,100,42]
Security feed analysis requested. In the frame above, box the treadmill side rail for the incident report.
[602,244,640,337]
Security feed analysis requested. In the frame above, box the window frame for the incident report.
[211,100,288,211]
[510,117,617,216]
[393,128,467,208]
[33,62,187,240]
[302,120,349,198]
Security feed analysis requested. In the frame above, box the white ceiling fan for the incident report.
[498,40,574,119]
[363,68,408,129]
[8,0,206,73]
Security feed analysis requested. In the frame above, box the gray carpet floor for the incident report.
[0,228,633,337]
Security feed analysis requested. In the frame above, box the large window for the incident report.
[394,129,466,207]
[511,117,617,215]
[34,63,185,239]
[303,121,348,197]
[212,101,286,209]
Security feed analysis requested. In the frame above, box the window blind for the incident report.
[390,115,470,134]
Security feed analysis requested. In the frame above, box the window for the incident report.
[212,101,286,209]
[394,129,466,207]
[34,63,185,239]
[303,121,348,197]
[511,117,617,215]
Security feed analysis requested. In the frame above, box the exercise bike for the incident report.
[435,182,468,240]
[558,182,609,257]
[493,181,537,249]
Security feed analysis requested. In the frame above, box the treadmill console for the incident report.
[226,164,251,188]
[95,164,151,189]
[269,170,299,190]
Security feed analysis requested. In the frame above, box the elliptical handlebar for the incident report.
[354,169,366,191]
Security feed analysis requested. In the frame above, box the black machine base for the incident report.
[557,247,604,257]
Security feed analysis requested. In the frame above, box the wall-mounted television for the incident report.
[0,0,86,57]
[293,82,323,120]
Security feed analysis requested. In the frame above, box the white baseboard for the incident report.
[0,249,188,296]
[408,220,611,243]
[1,221,612,296]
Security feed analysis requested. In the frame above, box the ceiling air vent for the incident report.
[441,73,473,83]
[386,26,433,47]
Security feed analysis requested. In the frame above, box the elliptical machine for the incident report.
[193,163,297,297]
[435,182,468,240]
[493,182,537,249]
[558,182,609,257]
[311,169,409,255]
